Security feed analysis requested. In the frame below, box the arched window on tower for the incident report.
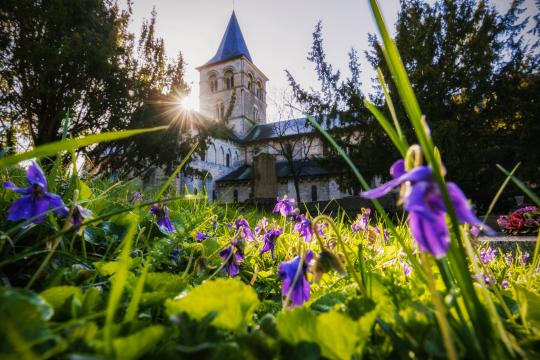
[209,74,218,93]
[225,70,234,89]
[215,100,225,121]
[226,152,231,167]
[220,147,225,165]
[247,73,253,91]
[256,81,263,99]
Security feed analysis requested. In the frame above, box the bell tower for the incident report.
[197,11,268,138]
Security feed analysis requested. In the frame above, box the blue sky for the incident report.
[128,0,534,121]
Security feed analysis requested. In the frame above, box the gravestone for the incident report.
[253,153,277,201]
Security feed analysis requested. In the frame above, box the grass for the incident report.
[0,1,539,358]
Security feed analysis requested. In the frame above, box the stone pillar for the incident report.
[252,153,277,201]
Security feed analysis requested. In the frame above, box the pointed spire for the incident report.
[204,11,252,66]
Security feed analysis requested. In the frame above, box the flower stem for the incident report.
[313,215,366,294]
[421,252,458,360]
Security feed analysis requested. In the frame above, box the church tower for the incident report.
[197,12,268,137]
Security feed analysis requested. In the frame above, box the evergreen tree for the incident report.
[288,0,539,210]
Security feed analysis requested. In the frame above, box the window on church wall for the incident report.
[253,107,259,121]
[226,152,231,167]
[247,73,253,91]
[256,81,262,99]
[220,147,225,165]
[215,101,225,121]
[311,185,318,202]
[209,74,218,93]
[225,70,234,89]
[233,189,238,202]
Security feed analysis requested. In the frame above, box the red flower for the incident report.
[507,213,525,230]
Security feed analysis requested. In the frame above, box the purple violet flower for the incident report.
[150,204,176,233]
[361,159,494,259]
[375,226,389,243]
[501,280,509,289]
[317,222,328,236]
[278,250,314,307]
[211,216,219,232]
[196,231,211,242]
[351,208,371,233]
[522,252,530,265]
[71,205,92,234]
[219,243,244,277]
[273,195,295,217]
[3,161,68,223]
[255,217,269,237]
[129,192,144,204]
[293,214,314,243]
[504,253,513,266]
[260,227,283,259]
[401,261,412,276]
[235,218,255,241]
[470,225,480,238]
[480,247,496,264]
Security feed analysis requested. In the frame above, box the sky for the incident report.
[127,0,536,121]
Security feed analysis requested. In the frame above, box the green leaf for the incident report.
[316,311,361,360]
[514,285,540,332]
[165,278,260,332]
[0,288,56,355]
[276,307,379,360]
[78,180,93,200]
[139,272,188,307]
[40,286,83,319]
[94,258,141,276]
[276,307,318,345]
[40,286,82,311]
[112,325,165,360]
[0,126,167,169]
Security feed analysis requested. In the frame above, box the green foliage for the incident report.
[166,279,260,332]
[288,0,540,210]
[112,325,165,360]
[276,307,378,360]
[0,288,57,357]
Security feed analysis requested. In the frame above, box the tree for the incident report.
[286,22,398,195]
[366,0,539,210]
[0,1,206,177]
[0,0,133,147]
[288,1,539,210]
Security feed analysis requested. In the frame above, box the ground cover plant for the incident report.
[1,1,540,359]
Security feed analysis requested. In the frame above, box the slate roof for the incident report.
[203,12,252,67]
[215,159,334,183]
[242,116,342,142]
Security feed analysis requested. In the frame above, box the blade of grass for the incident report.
[482,163,521,223]
[155,142,199,200]
[124,258,150,322]
[0,126,167,169]
[364,100,408,157]
[497,164,540,207]
[105,220,138,355]
[377,67,406,144]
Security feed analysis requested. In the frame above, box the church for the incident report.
[181,12,355,204]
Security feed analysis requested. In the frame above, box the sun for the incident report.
[178,96,196,111]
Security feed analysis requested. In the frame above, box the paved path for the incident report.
[479,235,537,242]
